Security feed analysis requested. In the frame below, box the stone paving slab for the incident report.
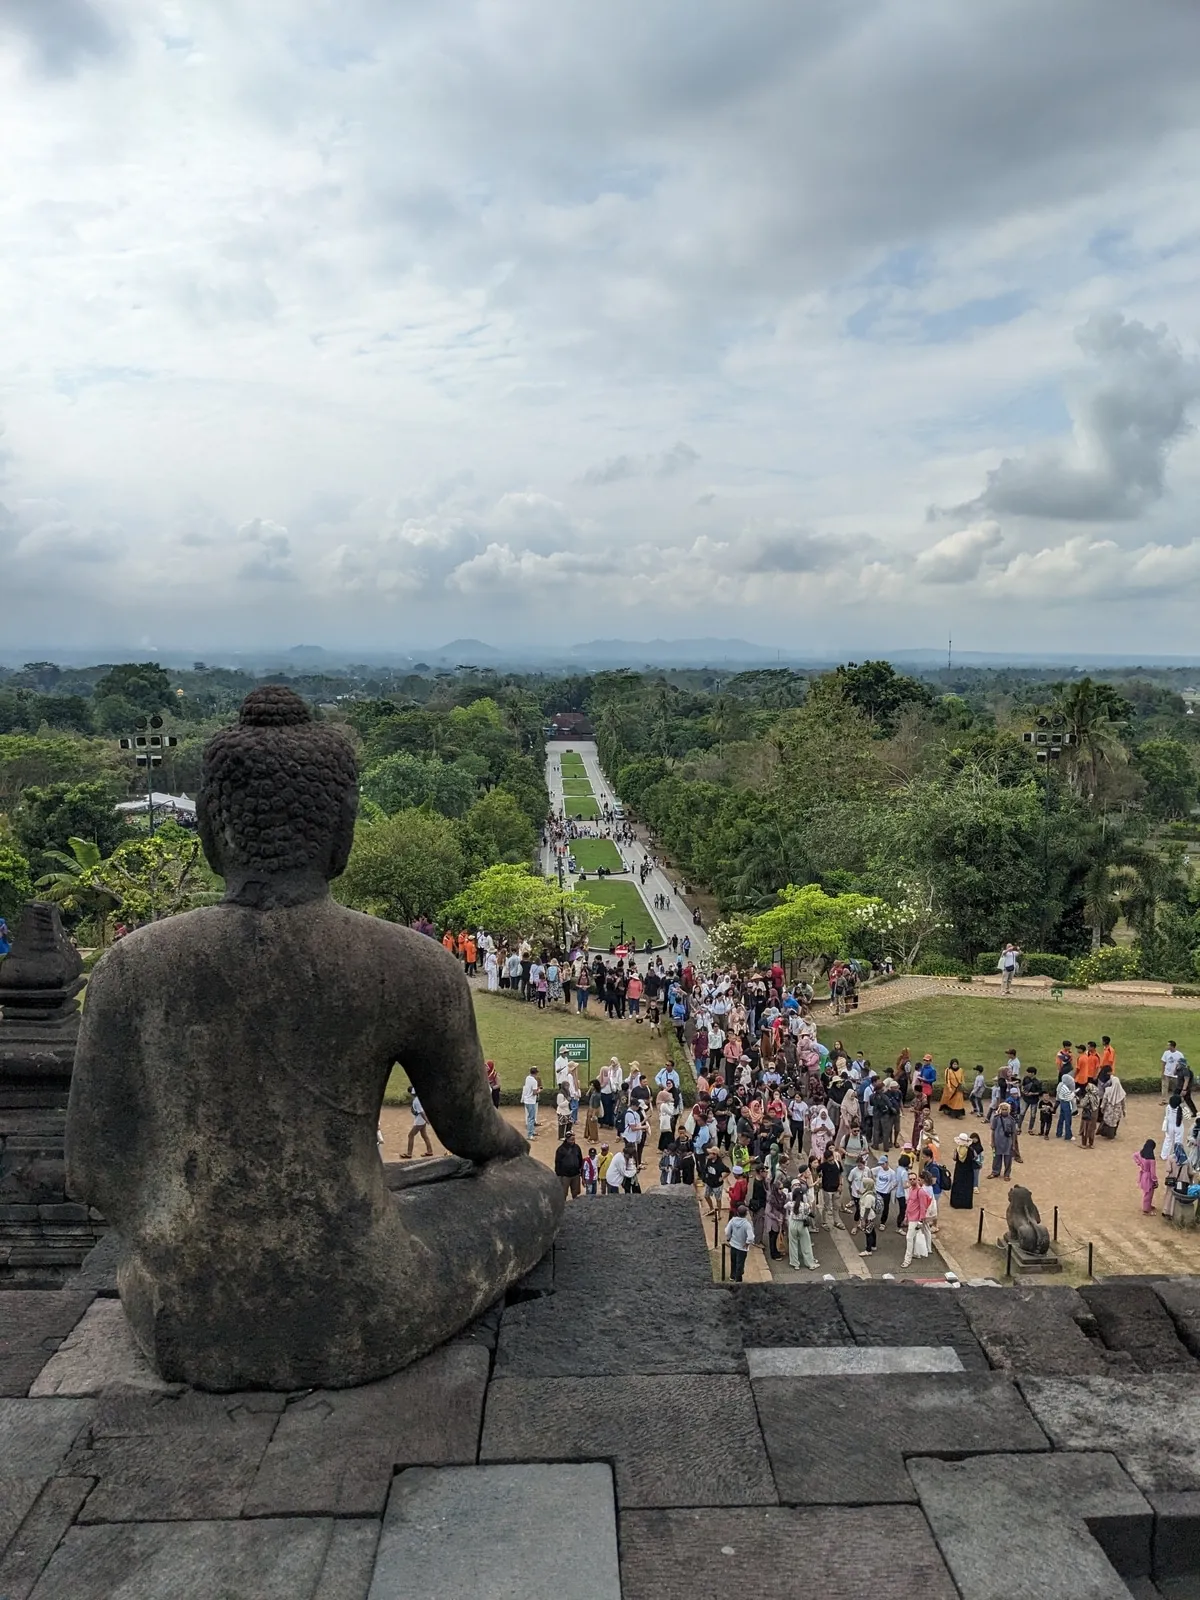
[0,1399,93,1478]
[908,1451,1152,1598]
[25,1517,373,1600]
[481,1375,776,1508]
[495,1282,745,1377]
[64,1389,283,1523]
[1018,1377,1200,1496]
[618,1506,958,1599]
[1147,1492,1200,1582]
[833,1283,989,1370]
[1,1480,47,1567]
[0,1294,93,1397]
[957,1285,1110,1374]
[729,1283,854,1346]
[746,1344,963,1376]
[1079,1283,1197,1372]
[551,1192,715,1295]
[368,1463,620,1600]
[71,1235,123,1299]
[1153,1280,1200,1360]
[28,1300,176,1397]
[246,1344,490,1517]
[753,1373,1047,1504]
[0,1477,92,1600]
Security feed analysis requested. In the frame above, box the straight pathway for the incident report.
[544,740,711,959]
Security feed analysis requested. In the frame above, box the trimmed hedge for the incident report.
[975,950,1072,982]
[910,955,974,977]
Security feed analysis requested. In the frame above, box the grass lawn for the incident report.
[570,839,624,872]
[817,993,1200,1091]
[560,755,587,774]
[574,878,660,949]
[561,779,594,795]
[564,795,601,819]
[385,988,669,1102]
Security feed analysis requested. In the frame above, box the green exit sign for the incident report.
[554,1037,591,1064]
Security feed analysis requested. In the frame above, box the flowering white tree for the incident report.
[854,875,945,967]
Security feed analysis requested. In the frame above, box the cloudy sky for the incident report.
[3,0,1200,657]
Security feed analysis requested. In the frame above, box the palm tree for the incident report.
[1051,679,1131,799]
[1117,845,1189,945]
[35,837,120,943]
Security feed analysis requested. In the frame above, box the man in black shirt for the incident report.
[554,1130,584,1200]
[700,1149,729,1216]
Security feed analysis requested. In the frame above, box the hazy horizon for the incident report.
[3,2,1200,654]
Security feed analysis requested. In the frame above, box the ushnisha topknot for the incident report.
[199,686,358,875]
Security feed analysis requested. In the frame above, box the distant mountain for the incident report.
[428,639,502,663]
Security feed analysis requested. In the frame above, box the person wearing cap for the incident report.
[554,1129,584,1200]
[727,1165,749,1214]
[873,1153,898,1226]
[582,1147,599,1196]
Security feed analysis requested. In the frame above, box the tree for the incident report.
[79,822,221,926]
[833,660,932,732]
[34,837,121,941]
[32,695,95,733]
[1049,678,1132,798]
[0,843,33,921]
[0,735,115,810]
[458,790,537,874]
[14,780,129,870]
[438,863,605,947]
[334,810,465,924]
[360,752,478,818]
[741,883,884,966]
[92,662,175,714]
[1134,738,1197,821]
[866,875,946,967]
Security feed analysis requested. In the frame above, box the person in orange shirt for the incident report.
[464,936,478,975]
[1075,1042,1101,1085]
[457,930,469,959]
[1099,1036,1116,1073]
[441,929,457,957]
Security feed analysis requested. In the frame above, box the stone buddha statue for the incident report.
[66,686,562,1391]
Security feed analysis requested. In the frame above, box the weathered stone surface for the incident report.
[481,1376,775,1508]
[958,1285,1109,1374]
[1153,1280,1200,1361]
[64,686,563,1391]
[65,1387,283,1522]
[72,1234,123,1299]
[0,1292,93,1396]
[0,1480,45,1565]
[369,1464,621,1600]
[1147,1492,1200,1582]
[26,1518,374,1600]
[730,1283,853,1347]
[754,1374,1046,1504]
[551,1192,714,1293]
[0,1399,93,1477]
[909,1452,1152,1597]
[0,1477,92,1600]
[29,1300,175,1397]
[746,1345,963,1376]
[246,1344,489,1517]
[450,1299,503,1353]
[619,1506,958,1599]
[1079,1283,1197,1372]
[507,1246,554,1300]
[1019,1377,1200,1496]
[311,1520,381,1600]
[834,1283,989,1370]
[495,1281,744,1377]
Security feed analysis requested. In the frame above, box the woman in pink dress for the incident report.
[1133,1139,1158,1214]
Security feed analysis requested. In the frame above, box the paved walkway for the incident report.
[544,740,710,960]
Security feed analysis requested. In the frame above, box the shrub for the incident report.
[1066,945,1144,988]
[909,954,973,977]
[974,950,1071,981]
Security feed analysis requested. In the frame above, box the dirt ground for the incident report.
[380,1092,1199,1284]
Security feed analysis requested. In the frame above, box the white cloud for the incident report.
[915,521,1003,584]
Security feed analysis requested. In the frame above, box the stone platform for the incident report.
[2,1194,1200,1597]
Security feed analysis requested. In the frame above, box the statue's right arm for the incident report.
[65,948,145,1220]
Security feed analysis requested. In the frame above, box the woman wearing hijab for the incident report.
[1099,1073,1127,1140]
[764,1175,787,1261]
[949,1132,976,1209]
[1134,1139,1159,1214]
[942,1058,966,1118]
[786,1180,819,1270]
[808,1104,835,1163]
[1161,1097,1189,1220]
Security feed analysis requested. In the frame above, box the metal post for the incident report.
[712,1209,720,1249]
[720,1245,727,1281]
[1005,1241,1013,1279]
[1053,1206,1059,1241]
[1087,1241,1094,1279]
[977,1208,984,1245]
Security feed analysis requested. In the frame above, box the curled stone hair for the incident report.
[199,686,358,875]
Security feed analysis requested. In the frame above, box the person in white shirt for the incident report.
[606,1149,635,1193]
[554,1049,572,1089]
[521,1069,541,1140]
[1162,1042,1185,1104]
[405,1092,433,1158]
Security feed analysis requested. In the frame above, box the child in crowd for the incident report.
[970,1067,987,1118]
[1038,1088,1055,1138]
[582,1148,599,1196]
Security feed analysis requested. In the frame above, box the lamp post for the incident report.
[118,714,178,836]
[1023,718,1076,942]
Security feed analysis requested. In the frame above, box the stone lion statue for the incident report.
[1003,1185,1050,1255]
